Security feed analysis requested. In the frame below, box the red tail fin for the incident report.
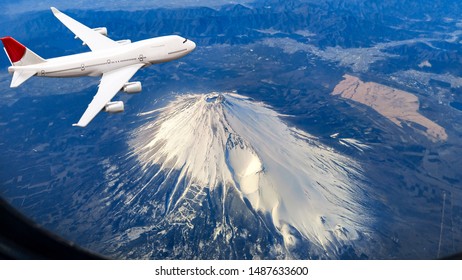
[1,36,26,63]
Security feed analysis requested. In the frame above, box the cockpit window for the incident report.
[183,39,188,43]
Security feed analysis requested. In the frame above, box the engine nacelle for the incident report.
[116,39,132,45]
[103,101,124,113]
[93,27,108,36]
[122,81,142,94]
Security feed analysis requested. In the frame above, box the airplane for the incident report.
[0,7,196,127]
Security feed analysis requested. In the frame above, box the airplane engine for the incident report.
[93,27,108,36]
[103,101,124,113]
[116,39,132,45]
[122,81,142,94]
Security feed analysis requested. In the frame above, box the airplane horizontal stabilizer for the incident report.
[10,70,36,88]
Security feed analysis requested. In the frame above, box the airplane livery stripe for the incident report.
[0,37,26,63]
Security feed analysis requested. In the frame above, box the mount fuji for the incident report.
[118,92,373,258]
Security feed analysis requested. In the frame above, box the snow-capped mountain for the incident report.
[128,92,371,256]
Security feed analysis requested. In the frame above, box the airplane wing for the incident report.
[51,7,119,51]
[73,63,144,127]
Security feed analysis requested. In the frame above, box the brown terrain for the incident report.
[332,75,447,142]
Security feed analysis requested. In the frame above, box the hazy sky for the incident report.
[1,0,253,14]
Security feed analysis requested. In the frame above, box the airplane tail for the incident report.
[1,36,46,66]
[1,36,46,87]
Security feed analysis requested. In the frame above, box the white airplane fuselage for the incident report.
[8,35,196,78]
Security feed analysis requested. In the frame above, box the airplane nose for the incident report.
[189,40,196,51]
